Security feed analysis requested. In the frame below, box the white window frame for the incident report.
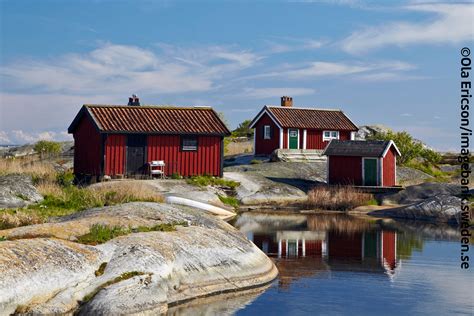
[323,130,339,141]
[264,125,271,140]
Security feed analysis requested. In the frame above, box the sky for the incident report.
[0,0,473,151]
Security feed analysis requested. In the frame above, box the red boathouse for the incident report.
[323,140,401,187]
[68,97,230,181]
[249,96,358,155]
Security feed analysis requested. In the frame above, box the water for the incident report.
[209,212,473,316]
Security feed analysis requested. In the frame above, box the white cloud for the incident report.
[242,87,316,99]
[342,3,474,54]
[3,130,72,144]
[1,43,262,96]
[264,37,324,53]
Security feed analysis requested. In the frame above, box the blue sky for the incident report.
[0,0,473,150]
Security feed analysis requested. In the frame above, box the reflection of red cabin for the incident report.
[323,140,401,187]
[249,97,358,155]
[68,98,230,181]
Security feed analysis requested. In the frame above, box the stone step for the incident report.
[270,149,327,162]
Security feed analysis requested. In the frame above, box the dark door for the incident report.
[126,135,146,175]
[364,158,378,186]
[289,129,298,149]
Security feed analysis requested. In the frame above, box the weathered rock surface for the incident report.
[379,182,462,205]
[0,202,277,314]
[224,171,307,205]
[0,174,43,209]
[370,194,462,224]
[396,166,434,186]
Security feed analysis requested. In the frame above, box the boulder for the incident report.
[370,194,462,224]
[0,174,43,209]
[0,202,277,314]
[379,182,462,205]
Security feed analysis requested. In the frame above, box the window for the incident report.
[323,130,339,141]
[264,125,271,139]
[181,136,198,151]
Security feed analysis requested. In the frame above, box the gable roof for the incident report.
[322,140,401,158]
[249,106,358,131]
[68,105,231,136]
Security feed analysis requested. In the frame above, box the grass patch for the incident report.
[366,198,379,206]
[218,195,240,208]
[186,175,239,189]
[95,262,108,277]
[307,186,374,211]
[77,224,129,245]
[82,271,147,303]
[406,161,452,182]
[250,159,262,165]
[0,236,7,242]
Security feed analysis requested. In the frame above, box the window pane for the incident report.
[331,131,337,137]
[264,126,271,139]
[324,131,330,137]
[182,137,197,150]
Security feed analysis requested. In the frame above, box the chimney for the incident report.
[128,94,140,106]
[281,96,293,107]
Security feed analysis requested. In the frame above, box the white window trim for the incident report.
[323,130,340,141]
[263,125,271,140]
[287,128,299,149]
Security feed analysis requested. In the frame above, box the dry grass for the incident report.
[225,140,253,156]
[0,211,43,230]
[90,182,164,204]
[0,157,56,182]
[307,186,374,211]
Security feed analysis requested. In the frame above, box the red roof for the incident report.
[68,105,231,135]
[251,106,358,131]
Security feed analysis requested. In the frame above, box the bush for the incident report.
[187,175,239,189]
[307,186,374,211]
[56,171,75,187]
[232,119,254,138]
[368,131,423,165]
[34,141,61,157]
[420,148,442,165]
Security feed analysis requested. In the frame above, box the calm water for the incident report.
[171,213,473,316]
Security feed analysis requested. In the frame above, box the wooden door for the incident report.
[126,135,146,175]
[289,129,298,149]
[363,158,378,186]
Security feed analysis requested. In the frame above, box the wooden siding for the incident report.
[328,232,363,259]
[73,116,102,176]
[147,135,222,177]
[382,231,397,270]
[383,146,397,186]
[328,156,363,185]
[254,113,280,155]
[104,134,126,176]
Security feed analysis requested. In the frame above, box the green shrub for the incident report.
[170,172,182,179]
[34,140,61,157]
[420,148,442,164]
[366,198,379,206]
[186,175,239,189]
[218,195,240,208]
[56,171,75,187]
[368,131,423,165]
[231,119,254,138]
[77,224,129,245]
[250,159,262,164]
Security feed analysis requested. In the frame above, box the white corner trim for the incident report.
[382,140,402,158]
[253,129,256,155]
[303,129,307,150]
[380,157,384,187]
[350,131,356,140]
[297,129,300,149]
[326,156,330,184]
[394,154,397,185]
[279,128,283,149]
[249,107,282,129]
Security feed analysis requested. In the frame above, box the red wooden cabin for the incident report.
[249,96,358,155]
[68,98,230,182]
[323,140,401,187]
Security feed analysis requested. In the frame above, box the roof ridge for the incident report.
[266,105,342,111]
[84,104,213,110]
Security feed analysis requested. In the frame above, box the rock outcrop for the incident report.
[0,174,43,209]
[0,202,277,314]
[370,194,462,224]
[379,182,462,205]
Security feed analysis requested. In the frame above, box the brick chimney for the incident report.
[128,94,140,106]
[281,96,293,107]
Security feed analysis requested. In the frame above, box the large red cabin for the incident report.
[68,97,230,182]
[249,96,358,155]
[323,140,401,187]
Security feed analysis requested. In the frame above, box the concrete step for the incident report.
[271,149,327,162]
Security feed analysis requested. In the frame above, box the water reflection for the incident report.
[236,213,402,285]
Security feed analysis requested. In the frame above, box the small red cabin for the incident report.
[68,99,230,181]
[323,140,401,187]
[249,96,358,155]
